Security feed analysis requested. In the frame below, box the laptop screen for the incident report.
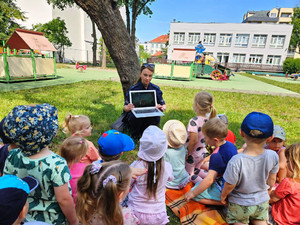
[130,91,156,108]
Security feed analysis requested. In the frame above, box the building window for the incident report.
[270,35,285,48]
[270,13,276,18]
[235,34,250,47]
[219,34,232,47]
[173,32,185,45]
[203,33,216,46]
[281,13,292,18]
[266,55,281,65]
[217,52,229,63]
[232,54,246,63]
[151,43,154,48]
[188,33,200,45]
[252,35,267,48]
[249,54,263,64]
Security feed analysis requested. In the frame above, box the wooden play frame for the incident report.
[0,29,57,83]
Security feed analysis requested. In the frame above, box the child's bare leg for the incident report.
[197,199,225,206]
[251,220,268,225]
[234,223,248,225]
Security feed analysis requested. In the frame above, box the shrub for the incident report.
[283,58,300,74]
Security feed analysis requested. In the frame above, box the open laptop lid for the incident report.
[129,90,157,109]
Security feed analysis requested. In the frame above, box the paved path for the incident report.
[0,68,299,97]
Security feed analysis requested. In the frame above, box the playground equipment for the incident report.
[154,48,196,80]
[0,29,57,83]
[194,52,234,81]
[76,62,87,72]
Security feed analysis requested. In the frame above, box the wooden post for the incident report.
[53,51,57,78]
[31,49,37,79]
[102,41,106,69]
[3,49,10,82]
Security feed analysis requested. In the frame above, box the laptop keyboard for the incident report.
[135,109,158,114]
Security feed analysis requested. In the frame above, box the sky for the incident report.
[135,0,300,42]
[15,0,299,43]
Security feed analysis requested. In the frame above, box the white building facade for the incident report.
[168,23,293,67]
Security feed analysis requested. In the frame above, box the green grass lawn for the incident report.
[1,79,299,224]
[241,73,300,94]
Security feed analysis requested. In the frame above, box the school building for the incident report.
[167,22,293,72]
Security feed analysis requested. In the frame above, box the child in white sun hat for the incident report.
[163,120,189,189]
[128,126,173,225]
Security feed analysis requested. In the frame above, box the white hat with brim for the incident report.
[138,126,168,162]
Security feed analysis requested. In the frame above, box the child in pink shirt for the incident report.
[60,136,88,204]
[128,126,173,225]
[63,114,101,164]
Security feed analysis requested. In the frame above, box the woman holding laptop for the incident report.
[123,63,166,138]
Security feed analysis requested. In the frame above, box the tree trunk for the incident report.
[74,0,140,98]
[102,41,106,69]
[92,21,97,66]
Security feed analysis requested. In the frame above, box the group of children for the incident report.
[0,90,299,225]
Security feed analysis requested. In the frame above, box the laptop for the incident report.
[129,90,165,118]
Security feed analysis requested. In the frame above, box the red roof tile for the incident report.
[152,51,163,56]
[150,35,169,43]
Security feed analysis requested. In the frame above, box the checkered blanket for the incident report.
[166,182,228,225]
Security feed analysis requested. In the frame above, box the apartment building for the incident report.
[243,8,294,24]
[168,22,293,68]
[143,35,169,55]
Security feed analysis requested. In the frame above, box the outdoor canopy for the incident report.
[5,29,56,51]
[171,48,196,62]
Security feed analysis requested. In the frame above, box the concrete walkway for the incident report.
[0,68,299,97]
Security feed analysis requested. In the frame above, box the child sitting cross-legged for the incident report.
[163,120,189,189]
[185,117,237,205]
[128,126,173,225]
[221,112,279,225]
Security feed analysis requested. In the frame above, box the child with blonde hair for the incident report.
[270,143,300,225]
[186,91,216,184]
[128,126,173,225]
[60,136,88,204]
[76,160,139,225]
[64,114,100,164]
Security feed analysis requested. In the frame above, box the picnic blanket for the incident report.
[166,182,228,225]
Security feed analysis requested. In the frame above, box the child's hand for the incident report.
[184,190,195,203]
[220,194,227,205]
[131,167,147,179]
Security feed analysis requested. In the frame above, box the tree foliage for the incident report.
[290,7,300,51]
[33,17,72,63]
[0,0,26,41]
[283,58,300,74]
[139,45,151,60]
[118,0,155,46]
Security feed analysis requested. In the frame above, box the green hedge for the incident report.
[283,58,300,74]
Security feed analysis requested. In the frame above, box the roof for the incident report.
[243,10,280,23]
[150,35,169,43]
[5,29,56,51]
[152,51,163,57]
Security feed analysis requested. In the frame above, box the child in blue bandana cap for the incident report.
[3,104,78,225]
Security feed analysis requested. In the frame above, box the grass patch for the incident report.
[241,73,300,94]
[1,80,299,224]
